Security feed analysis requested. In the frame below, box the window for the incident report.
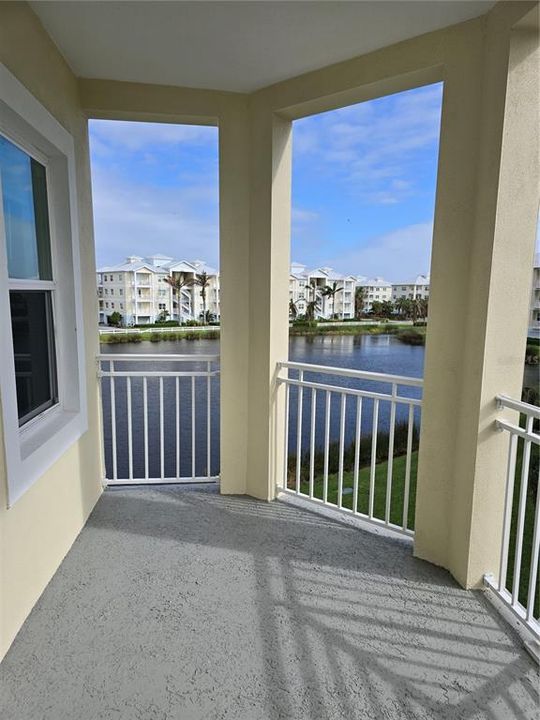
[118,275,121,281]
[1,136,58,427]
[111,302,115,309]
[0,61,87,505]
[119,289,123,296]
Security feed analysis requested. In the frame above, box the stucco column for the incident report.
[218,100,251,495]
[414,6,539,587]
[245,109,292,500]
[219,102,292,499]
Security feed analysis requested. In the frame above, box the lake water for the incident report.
[101,334,535,480]
[100,334,424,480]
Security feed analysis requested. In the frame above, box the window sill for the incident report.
[7,407,87,507]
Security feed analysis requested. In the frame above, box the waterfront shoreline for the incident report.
[99,321,423,344]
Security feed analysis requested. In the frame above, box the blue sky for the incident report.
[90,82,444,281]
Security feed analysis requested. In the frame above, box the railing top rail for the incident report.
[496,418,540,445]
[278,360,423,388]
[496,393,540,419]
[97,353,220,362]
[280,375,422,405]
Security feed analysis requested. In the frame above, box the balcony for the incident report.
[0,481,537,720]
[1,0,540,710]
[94,356,540,643]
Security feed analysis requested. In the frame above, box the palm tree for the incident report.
[394,297,410,319]
[195,271,212,325]
[289,299,298,320]
[411,297,422,323]
[305,298,320,322]
[321,282,342,319]
[419,297,429,320]
[371,300,383,317]
[354,287,365,319]
[380,300,394,319]
[164,274,194,322]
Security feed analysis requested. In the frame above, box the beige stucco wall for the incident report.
[0,3,103,661]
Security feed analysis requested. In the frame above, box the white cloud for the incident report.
[293,83,443,205]
[292,207,319,224]
[89,120,217,154]
[91,166,218,267]
[325,222,433,282]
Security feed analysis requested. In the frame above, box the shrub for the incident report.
[525,345,539,364]
[287,421,420,484]
[292,319,318,329]
[107,311,123,327]
[397,330,425,346]
[154,320,180,327]
[149,332,162,343]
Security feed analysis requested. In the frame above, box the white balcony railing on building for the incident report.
[484,394,540,644]
[277,361,423,536]
[97,354,220,485]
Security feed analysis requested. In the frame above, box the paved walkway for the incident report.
[1,485,538,719]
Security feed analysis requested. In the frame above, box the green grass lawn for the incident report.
[296,450,418,531]
[293,447,538,617]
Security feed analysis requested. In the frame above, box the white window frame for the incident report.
[0,63,87,507]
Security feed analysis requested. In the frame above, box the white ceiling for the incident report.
[31,1,495,93]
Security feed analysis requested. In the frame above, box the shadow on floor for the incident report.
[1,484,538,720]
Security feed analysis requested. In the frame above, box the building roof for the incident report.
[98,255,218,276]
[357,276,392,288]
[392,274,430,286]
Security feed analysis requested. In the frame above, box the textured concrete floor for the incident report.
[1,485,538,720]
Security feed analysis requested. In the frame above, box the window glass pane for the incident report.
[0,136,52,280]
[10,291,57,425]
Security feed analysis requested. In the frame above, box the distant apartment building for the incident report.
[97,255,219,325]
[391,274,430,301]
[289,263,356,319]
[356,276,393,313]
[530,253,540,329]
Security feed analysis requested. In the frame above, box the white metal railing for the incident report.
[484,394,540,643]
[277,361,423,536]
[97,354,220,485]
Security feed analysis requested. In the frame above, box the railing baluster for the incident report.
[283,383,290,491]
[295,370,304,495]
[110,360,117,482]
[498,433,518,592]
[385,385,397,525]
[526,482,540,622]
[207,361,211,479]
[127,375,133,482]
[483,394,540,643]
[323,390,330,504]
[511,415,534,607]
[143,376,148,481]
[191,375,196,480]
[159,376,164,481]
[309,388,317,499]
[369,399,379,519]
[98,353,220,486]
[353,397,362,515]
[402,403,414,531]
[175,376,180,480]
[337,393,346,509]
